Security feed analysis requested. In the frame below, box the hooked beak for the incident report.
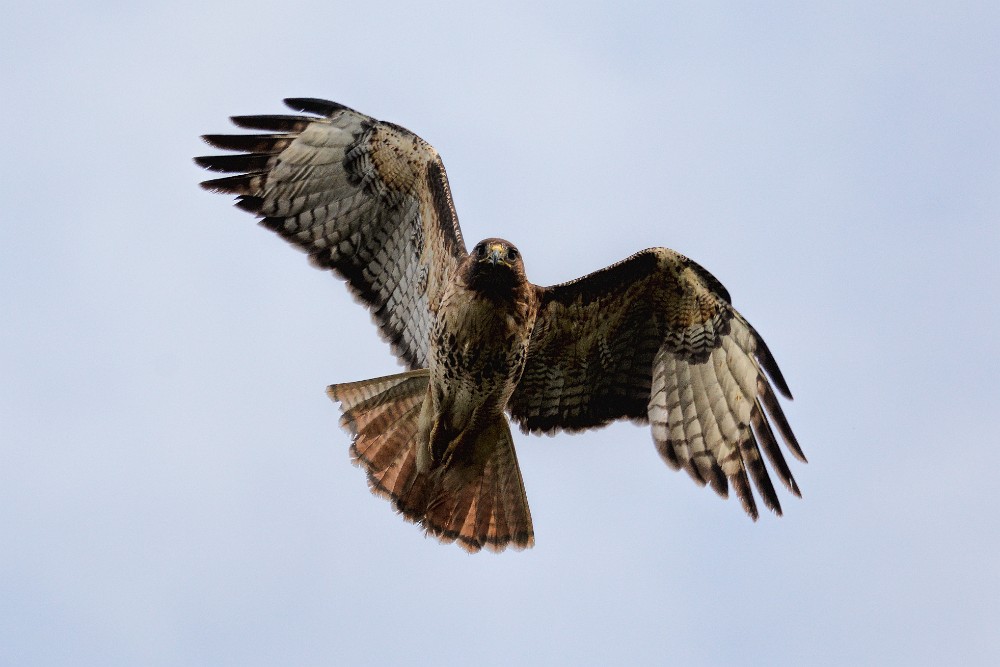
[481,242,508,267]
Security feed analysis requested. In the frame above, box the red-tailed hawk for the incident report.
[196,98,804,552]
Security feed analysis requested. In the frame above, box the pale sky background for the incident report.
[2,2,998,665]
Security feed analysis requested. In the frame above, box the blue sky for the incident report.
[2,2,998,665]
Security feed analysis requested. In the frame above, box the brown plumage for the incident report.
[196,98,804,552]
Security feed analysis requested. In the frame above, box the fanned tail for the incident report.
[327,372,534,553]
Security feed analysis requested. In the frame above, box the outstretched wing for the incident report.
[508,248,804,518]
[196,98,467,370]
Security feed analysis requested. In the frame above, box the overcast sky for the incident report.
[2,2,998,665]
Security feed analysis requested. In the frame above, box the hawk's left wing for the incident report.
[196,98,467,370]
[508,248,804,518]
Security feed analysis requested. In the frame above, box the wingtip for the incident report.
[191,154,221,171]
[762,348,794,400]
[196,175,232,193]
[229,114,310,132]
[197,174,254,195]
[283,97,352,117]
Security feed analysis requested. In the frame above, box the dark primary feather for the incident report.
[201,133,294,154]
[283,97,354,116]
[752,405,801,496]
[199,173,263,196]
[229,114,312,132]
[193,152,271,174]
[759,380,805,461]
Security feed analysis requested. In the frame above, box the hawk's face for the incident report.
[464,238,527,294]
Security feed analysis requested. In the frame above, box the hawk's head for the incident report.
[463,238,527,295]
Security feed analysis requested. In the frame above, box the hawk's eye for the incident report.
[475,244,487,257]
[507,247,519,261]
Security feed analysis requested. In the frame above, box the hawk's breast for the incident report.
[429,277,536,429]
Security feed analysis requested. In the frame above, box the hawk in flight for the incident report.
[196,98,804,552]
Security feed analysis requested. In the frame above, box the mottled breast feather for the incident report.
[196,98,466,370]
[508,248,804,519]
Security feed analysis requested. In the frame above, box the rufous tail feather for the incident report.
[328,371,534,552]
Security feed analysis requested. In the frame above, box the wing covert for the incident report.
[508,248,804,518]
[196,98,467,370]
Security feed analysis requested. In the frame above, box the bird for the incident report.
[195,97,805,553]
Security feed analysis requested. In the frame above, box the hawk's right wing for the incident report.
[509,248,804,519]
[196,98,468,370]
